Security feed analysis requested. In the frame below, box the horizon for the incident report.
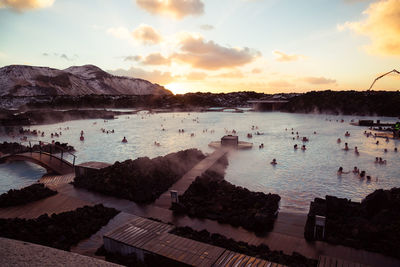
[1,0,399,94]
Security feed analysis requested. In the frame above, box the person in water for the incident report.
[337,138,341,143]
[294,144,298,149]
[301,145,306,150]
[344,143,349,151]
[337,167,350,175]
[270,158,277,165]
[352,166,360,174]
[354,146,359,155]
[122,136,128,143]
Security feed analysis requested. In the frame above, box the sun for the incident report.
[164,82,189,95]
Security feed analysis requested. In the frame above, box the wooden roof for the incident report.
[143,232,225,266]
[104,217,174,249]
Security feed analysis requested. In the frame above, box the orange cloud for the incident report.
[273,50,304,62]
[214,70,244,78]
[109,66,175,85]
[251,68,262,74]
[186,72,207,80]
[301,76,336,85]
[142,53,171,65]
[268,80,294,87]
[0,0,54,11]
[339,0,400,56]
[135,0,204,19]
[172,35,260,70]
[132,24,162,45]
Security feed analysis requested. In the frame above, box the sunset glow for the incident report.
[0,0,399,93]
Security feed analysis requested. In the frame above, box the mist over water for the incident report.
[0,111,399,212]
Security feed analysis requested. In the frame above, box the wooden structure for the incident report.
[209,136,253,150]
[103,216,285,266]
[318,255,371,267]
[0,152,74,175]
[221,135,238,147]
[75,161,111,177]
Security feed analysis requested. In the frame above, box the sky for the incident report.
[0,0,399,94]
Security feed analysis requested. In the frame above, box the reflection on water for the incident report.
[0,112,399,212]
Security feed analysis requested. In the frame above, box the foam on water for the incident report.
[1,111,399,212]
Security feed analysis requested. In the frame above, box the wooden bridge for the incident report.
[0,141,76,175]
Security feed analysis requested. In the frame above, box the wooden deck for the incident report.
[318,255,371,267]
[1,152,74,175]
[1,168,400,266]
[153,148,229,209]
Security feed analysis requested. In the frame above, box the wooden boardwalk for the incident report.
[1,165,400,266]
[153,148,229,209]
[1,152,74,175]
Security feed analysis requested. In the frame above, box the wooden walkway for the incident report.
[1,169,399,266]
[1,152,74,175]
[153,148,229,209]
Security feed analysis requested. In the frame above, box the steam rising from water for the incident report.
[0,111,399,212]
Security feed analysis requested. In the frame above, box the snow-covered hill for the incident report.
[0,64,172,96]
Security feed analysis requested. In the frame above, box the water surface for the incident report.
[1,111,398,212]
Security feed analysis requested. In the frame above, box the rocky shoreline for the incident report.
[0,141,74,155]
[304,188,400,258]
[0,183,57,208]
[73,149,206,203]
[0,204,119,251]
[171,171,281,234]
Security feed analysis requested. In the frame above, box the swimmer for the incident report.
[337,167,350,175]
[270,158,277,165]
[344,143,349,151]
[376,141,379,145]
[360,171,366,178]
[337,138,341,143]
[294,144,298,150]
[384,148,388,153]
[122,136,128,143]
[395,147,398,152]
[301,145,306,151]
[354,146,359,155]
[352,167,359,174]
[345,131,350,137]
[375,157,379,163]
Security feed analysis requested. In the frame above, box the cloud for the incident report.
[268,80,294,87]
[135,0,204,19]
[124,55,142,62]
[0,0,54,11]
[199,24,214,31]
[339,0,400,56]
[172,35,260,70]
[251,68,262,74]
[214,70,244,78]
[107,27,132,40]
[109,66,175,85]
[132,24,162,45]
[301,76,336,85]
[42,52,77,61]
[273,50,304,62]
[142,52,171,65]
[186,72,207,80]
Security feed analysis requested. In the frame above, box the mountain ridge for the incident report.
[0,64,172,96]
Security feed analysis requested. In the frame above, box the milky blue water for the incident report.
[1,111,399,212]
